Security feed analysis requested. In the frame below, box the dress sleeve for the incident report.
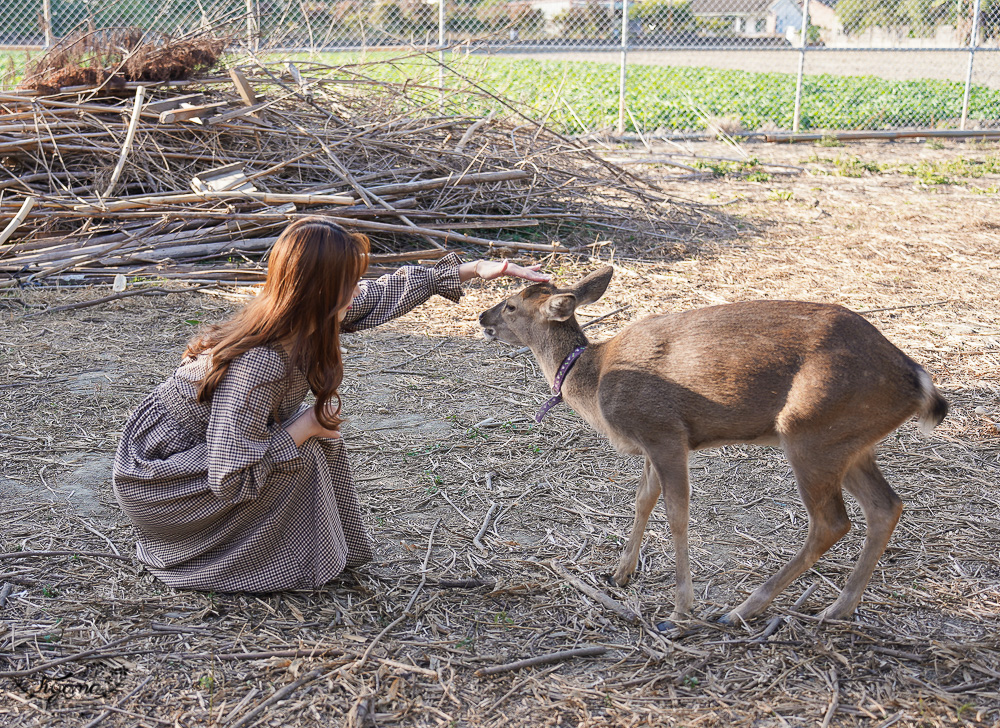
[205,348,302,504]
[342,252,463,333]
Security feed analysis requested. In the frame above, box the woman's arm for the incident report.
[285,404,341,445]
[342,253,463,332]
[204,348,304,503]
[342,253,549,332]
[458,259,549,283]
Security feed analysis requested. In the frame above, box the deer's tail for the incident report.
[916,368,949,435]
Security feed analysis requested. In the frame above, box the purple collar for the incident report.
[535,345,587,423]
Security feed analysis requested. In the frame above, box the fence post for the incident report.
[438,0,446,104]
[617,0,629,135]
[961,0,983,130]
[246,0,259,52]
[792,0,811,133]
[42,0,54,48]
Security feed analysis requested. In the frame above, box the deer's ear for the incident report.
[571,266,613,307]
[542,293,577,321]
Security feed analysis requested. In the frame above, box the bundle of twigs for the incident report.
[0,46,690,289]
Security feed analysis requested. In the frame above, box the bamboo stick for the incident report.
[321,215,568,253]
[0,197,36,247]
[72,190,356,213]
[365,169,531,197]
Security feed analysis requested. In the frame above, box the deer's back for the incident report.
[584,300,926,451]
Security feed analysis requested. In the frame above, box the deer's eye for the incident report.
[504,302,516,313]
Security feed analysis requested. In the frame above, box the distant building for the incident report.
[690,0,772,36]
[689,0,836,40]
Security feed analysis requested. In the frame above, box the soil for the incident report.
[1,138,998,727]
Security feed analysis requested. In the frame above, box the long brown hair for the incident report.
[185,217,370,429]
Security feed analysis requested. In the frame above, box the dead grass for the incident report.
[1,138,998,727]
[18,29,227,94]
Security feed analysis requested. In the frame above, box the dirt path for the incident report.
[1,138,998,727]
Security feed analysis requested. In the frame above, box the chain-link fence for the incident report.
[3,0,1000,136]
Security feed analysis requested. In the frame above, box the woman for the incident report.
[113,217,547,592]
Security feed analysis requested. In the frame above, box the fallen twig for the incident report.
[0,631,178,678]
[228,667,326,728]
[549,561,639,624]
[82,675,155,728]
[0,549,132,562]
[403,518,440,615]
[0,582,13,609]
[473,501,500,551]
[754,582,820,642]
[474,645,607,677]
[857,300,949,315]
[25,284,216,316]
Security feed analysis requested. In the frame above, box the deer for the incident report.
[479,267,948,626]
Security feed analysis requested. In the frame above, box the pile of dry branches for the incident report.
[1,38,692,289]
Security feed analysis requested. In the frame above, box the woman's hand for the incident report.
[286,406,342,446]
[459,260,550,284]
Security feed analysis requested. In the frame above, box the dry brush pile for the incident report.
[1,34,701,291]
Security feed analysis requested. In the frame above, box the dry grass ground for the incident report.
[1,138,998,727]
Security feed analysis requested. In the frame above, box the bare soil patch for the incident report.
[1,138,998,727]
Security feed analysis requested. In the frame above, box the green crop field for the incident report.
[303,52,1000,133]
[5,48,1000,134]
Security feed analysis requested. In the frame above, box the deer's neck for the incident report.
[530,326,590,391]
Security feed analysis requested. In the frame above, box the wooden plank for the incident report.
[159,101,230,124]
[229,68,258,107]
[191,163,257,194]
[207,100,272,125]
[143,93,205,114]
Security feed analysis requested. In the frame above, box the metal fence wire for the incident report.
[2,0,999,136]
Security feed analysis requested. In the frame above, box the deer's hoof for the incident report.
[717,611,741,627]
[605,572,629,588]
[815,605,853,623]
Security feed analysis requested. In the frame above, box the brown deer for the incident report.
[479,267,948,626]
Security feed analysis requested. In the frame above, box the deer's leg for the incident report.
[721,442,851,626]
[611,457,661,587]
[817,452,902,621]
[656,452,694,622]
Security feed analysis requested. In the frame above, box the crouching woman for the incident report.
[113,216,545,592]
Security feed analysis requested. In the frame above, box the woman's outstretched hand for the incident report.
[459,260,550,283]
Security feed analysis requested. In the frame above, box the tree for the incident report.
[836,0,1000,39]
[634,0,694,39]
[554,1,616,40]
[835,0,904,35]
[372,0,409,35]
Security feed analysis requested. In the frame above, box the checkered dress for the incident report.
[113,254,462,592]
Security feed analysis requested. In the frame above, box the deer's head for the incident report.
[479,266,613,346]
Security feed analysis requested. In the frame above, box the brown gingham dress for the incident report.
[113,254,462,592]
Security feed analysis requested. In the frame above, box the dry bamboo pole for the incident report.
[0,221,170,288]
[364,169,531,197]
[5,223,264,268]
[72,190,356,213]
[114,236,278,263]
[320,215,568,253]
[0,131,118,154]
[0,219,196,256]
[0,198,37,247]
